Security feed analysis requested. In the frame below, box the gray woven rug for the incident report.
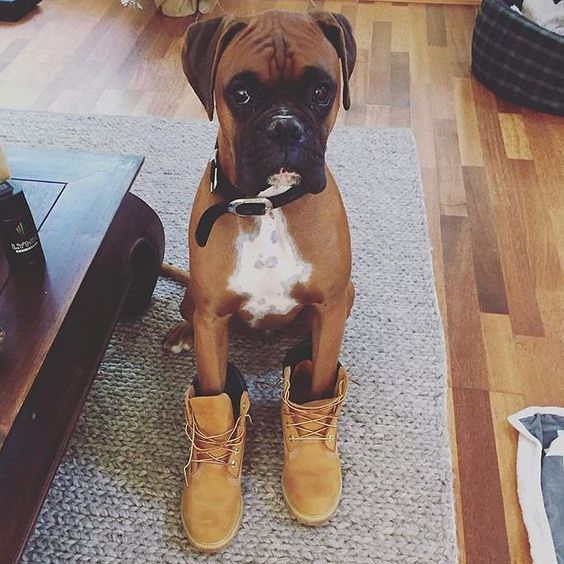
[1,109,456,563]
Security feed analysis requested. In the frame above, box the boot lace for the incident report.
[183,414,250,486]
[282,386,346,442]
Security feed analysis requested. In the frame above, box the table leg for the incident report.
[120,194,165,316]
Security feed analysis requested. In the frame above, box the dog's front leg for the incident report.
[181,306,248,550]
[281,281,354,524]
[310,287,351,400]
[193,307,230,394]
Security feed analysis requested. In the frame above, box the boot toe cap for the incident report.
[181,486,243,551]
[283,467,342,525]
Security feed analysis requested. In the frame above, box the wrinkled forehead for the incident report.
[217,11,339,86]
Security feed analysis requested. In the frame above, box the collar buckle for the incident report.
[209,148,218,193]
[227,198,273,217]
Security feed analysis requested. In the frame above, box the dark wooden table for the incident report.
[0,146,165,563]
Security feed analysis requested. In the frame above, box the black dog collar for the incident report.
[194,146,307,247]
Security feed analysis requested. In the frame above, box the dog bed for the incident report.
[471,0,564,115]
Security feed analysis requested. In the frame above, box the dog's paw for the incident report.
[162,321,194,354]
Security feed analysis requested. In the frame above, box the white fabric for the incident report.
[521,0,564,35]
[508,406,564,564]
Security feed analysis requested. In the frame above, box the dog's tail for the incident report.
[161,262,191,286]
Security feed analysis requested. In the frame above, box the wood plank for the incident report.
[523,111,564,208]
[463,166,509,314]
[390,51,410,108]
[410,82,435,168]
[481,313,523,395]
[510,160,563,294]
[448,386,467,564]
[434,119,466,215]
[535,287,564,343]
[498,113,533,160]
[420,166,448,327]
[344,101,368,125]
[495,96,523,115]
[349,49,369,107]
[368,21,392,105]
[472,81,545,337]
[390,4,409,52]
[354,3,375,51]
[429,47,457,119]
[441,215,489,390]
[408,5,430,83]
[426,5,446,47]
[451,387,511,563]
[444,6,475,75]
[490,391,531,564]
[453,77,484,167]
[364,103,391,126]
[515,334,564,405]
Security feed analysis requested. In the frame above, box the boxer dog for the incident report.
[163,9,356,551]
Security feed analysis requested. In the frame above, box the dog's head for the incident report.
[181,10,356,196]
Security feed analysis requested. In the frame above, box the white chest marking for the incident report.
[228,207,312,327]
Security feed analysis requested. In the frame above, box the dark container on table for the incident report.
[0,0,41,22]
[0,180,45,273]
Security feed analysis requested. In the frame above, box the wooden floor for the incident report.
[1,1,563,562]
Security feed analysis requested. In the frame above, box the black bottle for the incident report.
[0,180,45,273]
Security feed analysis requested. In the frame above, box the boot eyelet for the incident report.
[231,460,237,467]
[328,435,334,441]
[235,447,240,453]
[289,436,294,442]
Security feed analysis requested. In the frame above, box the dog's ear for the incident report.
[181,15,247,120]
[310,11,357,110]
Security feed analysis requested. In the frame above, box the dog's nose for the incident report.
[266,115,305,145]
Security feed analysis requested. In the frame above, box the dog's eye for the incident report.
[233,88,251,105]
[313,84,331,105]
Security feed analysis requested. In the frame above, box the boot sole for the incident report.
[181,497,243,553]
[282,479,342,527]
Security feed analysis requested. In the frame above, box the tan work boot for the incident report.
[181,363,250,552]
[281,341,349,526]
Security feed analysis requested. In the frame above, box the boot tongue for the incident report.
[189,393,234,436]
[288,361,344,437]
[294,397,335,436]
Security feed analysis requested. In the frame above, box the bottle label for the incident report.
[2,218,40,255]
[11,235,39,254]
